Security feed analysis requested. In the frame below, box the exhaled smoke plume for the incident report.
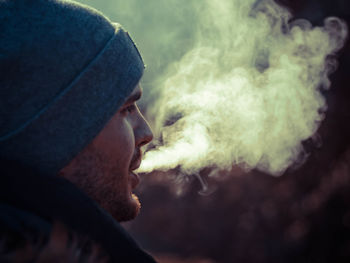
[138,0,347,176]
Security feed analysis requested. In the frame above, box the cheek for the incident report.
[92,116,135,170]
[116,119,135,159]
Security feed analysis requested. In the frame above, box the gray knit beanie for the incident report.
[0,0,144,175]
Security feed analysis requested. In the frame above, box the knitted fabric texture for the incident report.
[0,0,144,175]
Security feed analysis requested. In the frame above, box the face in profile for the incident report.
[58,85,153,222]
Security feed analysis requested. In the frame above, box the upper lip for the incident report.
[130,149,142,171]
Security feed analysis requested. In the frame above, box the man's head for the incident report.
[0,0,152,221]
[59,85,153,222]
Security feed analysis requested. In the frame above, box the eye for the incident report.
[121,104,137,115]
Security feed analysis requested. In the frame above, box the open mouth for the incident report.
[129,170,140,190]
[130,148,142,170]
[129,149,142,189]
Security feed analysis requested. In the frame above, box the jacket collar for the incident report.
[0,159,156,262]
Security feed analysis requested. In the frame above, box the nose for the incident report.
[134,110,153,148]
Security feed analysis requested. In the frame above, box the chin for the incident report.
[107,193,141,222]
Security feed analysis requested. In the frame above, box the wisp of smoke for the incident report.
[137,0,347,176]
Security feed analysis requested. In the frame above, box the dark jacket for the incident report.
[0,159,157,262]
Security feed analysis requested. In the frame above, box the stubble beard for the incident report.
[94,186,141,222]
[58,148,141,222]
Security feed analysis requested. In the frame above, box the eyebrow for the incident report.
[124,89,142,105]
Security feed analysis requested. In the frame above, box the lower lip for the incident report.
[130,171,140,189]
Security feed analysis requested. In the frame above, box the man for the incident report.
[59,84,153,223]
[0,0,156,261]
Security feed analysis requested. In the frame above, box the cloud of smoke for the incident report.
[137,0,348,176]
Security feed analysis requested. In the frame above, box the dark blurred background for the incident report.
[121,1,350,262]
